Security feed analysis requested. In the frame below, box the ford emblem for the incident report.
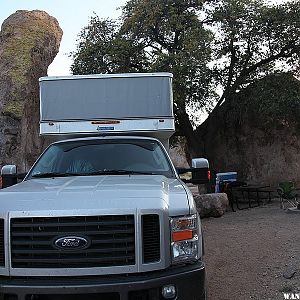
[53,236,90,250]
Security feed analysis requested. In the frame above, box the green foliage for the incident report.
[245,73,300,122]
[71,16,148,74]
[228,73,300,126]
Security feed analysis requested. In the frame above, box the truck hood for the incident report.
[0,175,190,216]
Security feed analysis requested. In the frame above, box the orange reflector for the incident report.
[172,230,193,242]
[91,120,120,125]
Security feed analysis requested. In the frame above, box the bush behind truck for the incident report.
[0,73,209,300]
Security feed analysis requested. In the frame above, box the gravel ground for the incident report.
[201,202,300,300]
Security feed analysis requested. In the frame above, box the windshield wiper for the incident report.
[31,172,81,178]
[31,170,155,178]
[87,169,155,175]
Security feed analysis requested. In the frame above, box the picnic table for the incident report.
[227,184,275,211]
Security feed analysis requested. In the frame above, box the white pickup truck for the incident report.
[0,73,208,300]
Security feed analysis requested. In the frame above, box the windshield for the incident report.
[27,139,175,179]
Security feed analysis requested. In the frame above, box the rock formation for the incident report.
[194,193,229,218]
[0,10,63,171]
[195,73,300,186]
[169,136,189,168]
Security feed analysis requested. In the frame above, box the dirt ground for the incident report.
[201,201,300,300]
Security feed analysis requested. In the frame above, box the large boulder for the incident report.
[0,10,63,171]
[195,73,300,187]
[169,136,189,168]
[194,193,229,218]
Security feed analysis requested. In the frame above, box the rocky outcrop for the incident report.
[194,193,229,218]
[0,10,63,171]
[169,136,189,168]
[195,73,300,187]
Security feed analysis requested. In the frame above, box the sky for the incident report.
[0,0,127,76]
[0,0,290,77]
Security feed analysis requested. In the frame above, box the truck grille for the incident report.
[142,214,160,263]
[0,219,4,266]
[10,215,135,268]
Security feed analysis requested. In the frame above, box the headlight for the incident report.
[170,214,202,264]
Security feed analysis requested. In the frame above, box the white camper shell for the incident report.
[39,73,175,148]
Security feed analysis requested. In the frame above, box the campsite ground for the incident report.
[202,202,300,300]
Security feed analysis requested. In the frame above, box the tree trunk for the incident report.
[177,110,203,162]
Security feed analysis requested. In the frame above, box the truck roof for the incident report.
[39,72,173,82]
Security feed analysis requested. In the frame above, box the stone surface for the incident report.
[0,10,63,171]
[169,136,189,168]
[194,193,229,218]
[195,74,300,187]
[283,268,297,279]
[287,207,300,214]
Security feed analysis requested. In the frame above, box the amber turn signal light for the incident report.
[172,230,193,242]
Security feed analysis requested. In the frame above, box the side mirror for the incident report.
[1,165,17,176]
[177,158,210,184]
[1,165,17,189]
[191,158,210,184]
[192,158,209,169]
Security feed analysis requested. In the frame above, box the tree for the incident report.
[71,16,148,74]
[71,0,300,157]
[209,0,300,110]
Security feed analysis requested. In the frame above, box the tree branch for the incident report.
[149,25,174,52]
[214,40,300,110]
[241,40,298,76]
[241,37,253,70]
[214,38,237,109]
[173,30,181,51]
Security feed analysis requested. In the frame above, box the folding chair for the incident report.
[277,181,299,209]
